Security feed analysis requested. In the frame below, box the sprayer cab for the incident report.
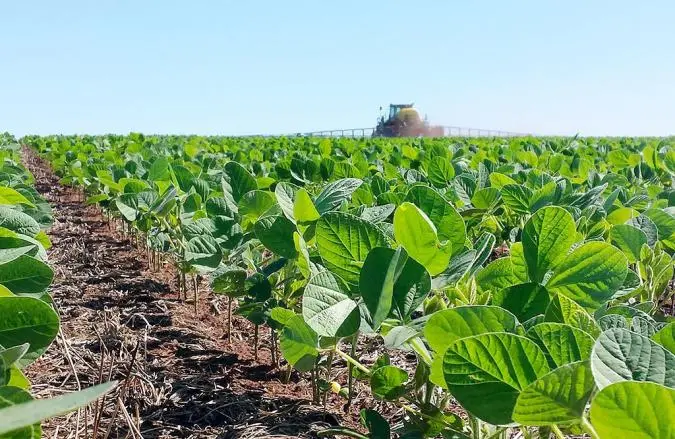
[374,103,443,137]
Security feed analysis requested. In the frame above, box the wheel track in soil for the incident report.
[21,147,349,439]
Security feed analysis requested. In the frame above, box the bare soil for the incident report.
[22,149,403,439]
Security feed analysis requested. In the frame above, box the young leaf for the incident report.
[443,332,550,425]
[370,365,408,400]
[302,271,360,338]
[492,283,550,323]
[424,305,519,354]
[610,224,648,263]
[513,361,595,426]
[546,242,628,310]
[591,328,675,390]
[404,185,466,255]
[316,212,388,288]
[225,161,257,202]
[522,206,576,283]
[393,202,451,276]
[0,297,60,368]
[590,381,675,439]
[0,206,41,238]
[360,247,430,328]
[314,178,362,214]
[254,215,298,259]
[527,322,594,368]
[280,315,319,372]
[544,294,600,338]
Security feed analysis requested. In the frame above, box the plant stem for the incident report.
[347,334,357,409]
[334,348,370,376]
[227,296,233,343]
[270,327,277,367]
[192,274,198,315]
[551,425,565,439]
[581,416,600,439]
[254,324,259,361]
[408,336,433,365]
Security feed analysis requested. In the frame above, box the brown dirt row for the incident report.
[21,148,397,439]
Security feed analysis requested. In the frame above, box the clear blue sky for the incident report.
[2,1,674,137]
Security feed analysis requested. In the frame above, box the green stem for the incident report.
[581,416,600,439]
[334,348,370,376]
[408,336,432,365]
[347,334,358,408]
[551,424,565,439]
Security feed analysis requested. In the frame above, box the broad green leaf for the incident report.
[293,188,320,223]
[627,215,659,247]
[254,215,298,259]
[591,328,675,390]
[314,178,362,214]
[510,242,529,283]
[405,185,466,255]
[360,247,430,328]
[427,157,455,188]
[0,297,59,367]
[0,381,117,436]
[360,204,395,224]
[527,323,594,368]
[148,156,170,181]
[424,305,519,354]
[475,257,521,293]
[360,247,403,329]
[522,206,576,283]
[645,208,675,250]
[492,283,550,322]
[0,187,34,207]
[210,265,246,297]
[238,190,275,226]
[280,315,319,372]
[184,235,222,270]
[544,294,601,338]
[501,184,533,214]
[546,242,628,310]
[610,224,648,263]
[652,323,675,354]
[471,187,501,210]
[606,207,638,225]
[225,161,257,202]
[590,381,675,439]
[316,212,388,288]
[0,255,53,296]
[489,172,517,189]
[443,332,550,425]
[0,206,40,238]
[302,271,360,338]
[274,181,299,222]
[370,365,408,400]
[33,231,51,251]
[394,202,451,276]
[170,164,195,193]
[513,361,595,425]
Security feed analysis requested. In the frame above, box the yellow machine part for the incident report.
[396,107,422,125]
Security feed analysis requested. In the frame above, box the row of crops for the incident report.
[18,133,675,438]
[0,133,116,437]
